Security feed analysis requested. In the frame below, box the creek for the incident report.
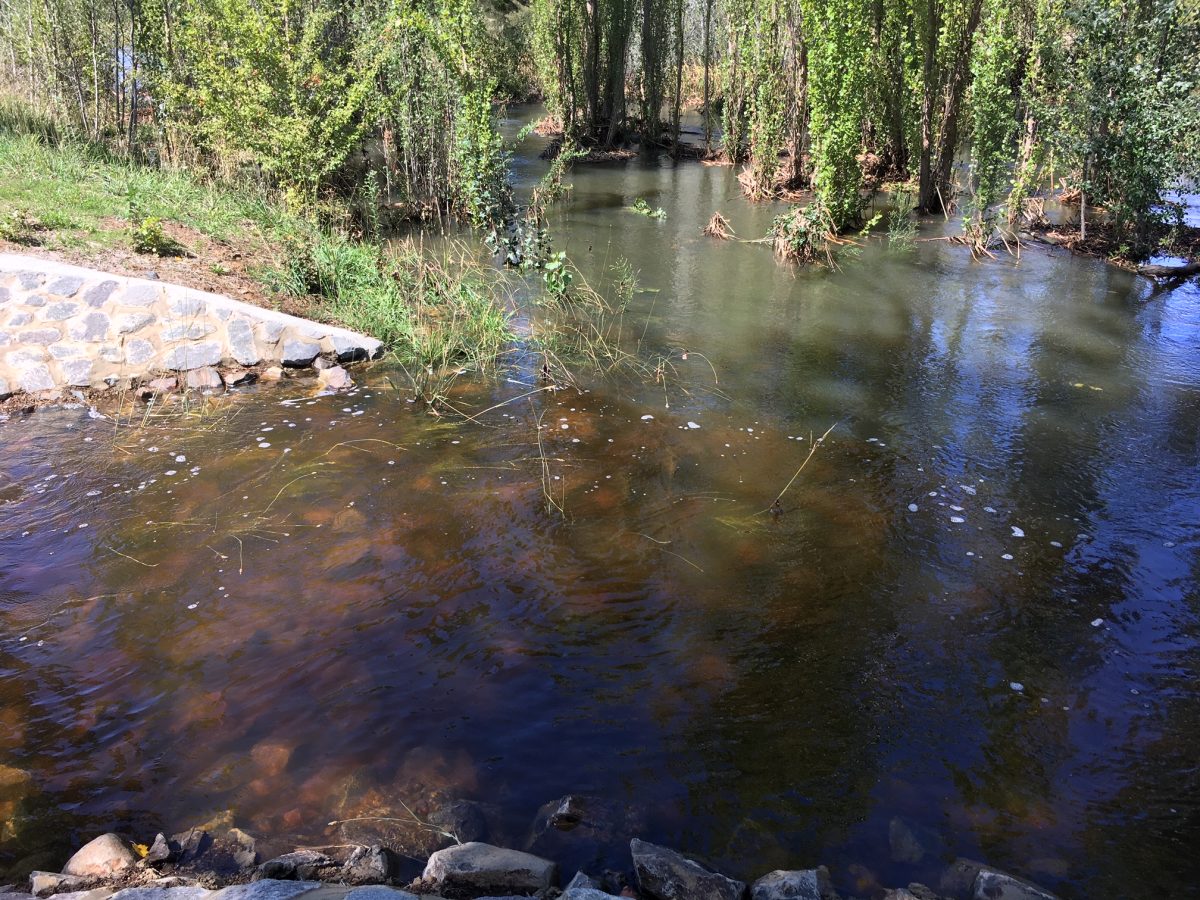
[1,107,1198,898]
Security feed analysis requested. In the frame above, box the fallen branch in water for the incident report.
[703,211,735,240]
[1138,260,1200,279]
[758,421,838,515]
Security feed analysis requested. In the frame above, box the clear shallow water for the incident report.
[2,113,1199,897]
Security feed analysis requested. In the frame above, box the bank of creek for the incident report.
[2,110,1198,900]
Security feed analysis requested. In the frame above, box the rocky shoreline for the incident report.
[3,811,1062,900]
[0,254,382,412]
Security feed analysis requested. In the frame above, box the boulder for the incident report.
[222,369,257,388]
[255,852,333,882]
[342,846,397,884]
[428,801,489,845]
[972,870,1059,900]
[750,868,837,900]
[939,860,986,900]
[422,842,557,895]
[630,840,745,900]
[62,834,137,878]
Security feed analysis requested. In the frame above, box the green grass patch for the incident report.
[0,124,516,367]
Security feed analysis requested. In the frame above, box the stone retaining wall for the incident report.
[0,254,382,399]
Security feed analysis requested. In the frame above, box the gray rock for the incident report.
[98,344,122,362]
[256,321,286,345]
[0,892,34,900]
[47,276,84,297]
[565,872,602,892]
[63,833,137,878]
[24,294,46,307]
[972,871,1059,900]
[342,846,396,883]
[0,286,10,304]
[168,295,206,317]
[6,348,45,366]
[29,873,88,897]
[280,338,321,368]
[330,333,378,363]
[227,318,259,366]
[125,339,158,366]
[317,366,353,391]
[422,842,557,895]
[68,312,110,342]
[256,852,333,881]
[750,869,837,900]
[162,321,216,341]
[60,358,94,387]
[83,281,119,308]
[171,829,212,866]
[49,342,86,360]
[22,328,62,345]
[17,364,54,393]
[0,330,9,345]
[311,356,333,370]
[210,883,321,900]
[115,313,155,334]
[222,369,257,387]
[145,834,178,865]
[0,376,10,400]
[43,302,80,320]
[882,887,940,900]
[16,272,43,289]
[7,311,33,326]
[186,367,224,391]
[122,284,161,307]
[344,890,418,900]
[164,342,222,371]
[630,839,745,900]
[940,860,987,900]
[110,890,212,900]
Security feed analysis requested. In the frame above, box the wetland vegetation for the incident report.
[2,1,1200,899]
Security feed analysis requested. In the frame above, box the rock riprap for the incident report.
[0,254,382,398]
[630,838,747,900]
[421,842,558,895]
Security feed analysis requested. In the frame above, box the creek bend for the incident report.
[2,115,1198,899]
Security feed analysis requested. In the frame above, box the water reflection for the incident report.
[2,121,1199,898]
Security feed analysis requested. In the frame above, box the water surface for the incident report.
[2,114,1199,897]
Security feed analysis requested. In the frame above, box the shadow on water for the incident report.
[2,107,1199,898]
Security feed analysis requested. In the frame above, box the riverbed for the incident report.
[2,110,1198,898]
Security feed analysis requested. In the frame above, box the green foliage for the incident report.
[0,208,47,245]
[887,186,918,250]
[631,198,667,219]
[963,0,1018,246]
[542,250,574,297]
[166,0,382,210]
[770,200,838,266]
[800,0,871,229]
[131,216,179,255]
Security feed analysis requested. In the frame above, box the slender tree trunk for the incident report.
[702,0,712,150]
[917,0,938,210]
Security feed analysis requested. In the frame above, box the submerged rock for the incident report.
[210,881,321,900]
[630,839,746,900]
[317,366,353,391]
[63,834,137,878]
[422,842,557,894]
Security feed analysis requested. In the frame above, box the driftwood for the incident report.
[1137,260,1200,279]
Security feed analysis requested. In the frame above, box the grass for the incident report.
[0,114,516,371]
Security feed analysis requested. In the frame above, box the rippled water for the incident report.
[2,112,1198,897]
